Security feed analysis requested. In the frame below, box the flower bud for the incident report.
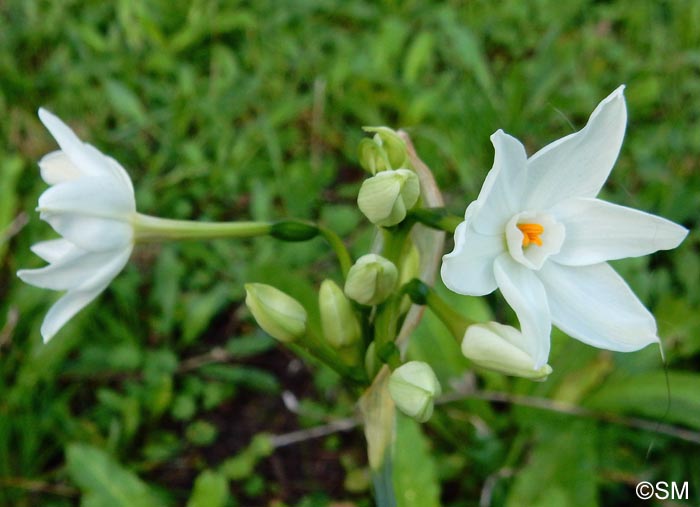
[344,254,398,306]
[388,361,441,423]
[358,127,408,174]
[244,283,307,343]
[364,342,380,379]
[319,279,361,348]
[364,127,408,170]
[461,322,552,380]
[357,169,420,227]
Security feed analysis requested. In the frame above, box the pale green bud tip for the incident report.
[388,361,441,423]
[461,322,552,381]
[344,254,398,306]
[244,283,307,343]
[357,169,420,227]
[364,126,408,169]
[319,279,361,348]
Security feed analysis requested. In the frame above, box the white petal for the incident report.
[39,109,109,178]
[38,176,135,217]
[470,130,528,234]
[38,109,135,192]
[441,222,503,296]
[17,246,131,292]
[39,151,83,184]
[493,254,551,368]
[550,197,689,266]
[523,86,627,209]
[539,261,658,351]
[30,238,81,263]
[41,212,133,252]
[40,287,102,342]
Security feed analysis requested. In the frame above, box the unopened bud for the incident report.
[344,254,398,306]
[462,322,552,381]
[364,127,408,170]
[358,127,408,174]
[245,283,307,343]
[319,279,361,348]
[364,342,380,379]
[388,361,441,423]
[357,169,420,227]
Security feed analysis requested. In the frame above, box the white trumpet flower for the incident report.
[441,86,688,369]
[18,109,136,342]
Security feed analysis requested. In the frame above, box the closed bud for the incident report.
[388,361,441,423]
[364,342,381,379]
[357,169,420,227]
[462,322,552,381]
[344,254,398,306]
[319,279,361,348]
[245,283,307,343]
[358,138,391,175]
[364,127,408,170]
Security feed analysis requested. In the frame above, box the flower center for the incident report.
[517,223,544,247]
[506,212,565,270]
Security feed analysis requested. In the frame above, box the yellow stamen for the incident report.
[517,223,544,247]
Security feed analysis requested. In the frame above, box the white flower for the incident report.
[441,86,688,369]
[17,109,136,342]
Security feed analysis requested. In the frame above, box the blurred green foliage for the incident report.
[1,0,699,506]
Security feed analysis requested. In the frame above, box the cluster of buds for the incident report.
[357,127,420,228]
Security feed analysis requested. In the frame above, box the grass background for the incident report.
[1,0,699,506]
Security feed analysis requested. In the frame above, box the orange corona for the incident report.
[517,223,544,247]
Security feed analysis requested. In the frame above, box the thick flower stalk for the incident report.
[18,109,137,342]
[441,86,688,369]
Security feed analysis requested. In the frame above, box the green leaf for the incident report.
[66,443,163,507]
[506,420,598,507]
[186,470,229,507]
[392,414,440,507]
[585,371,700,430]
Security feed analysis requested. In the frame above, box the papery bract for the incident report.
[441,86,688,369]
[17,109,136,342]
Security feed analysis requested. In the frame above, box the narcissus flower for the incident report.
[18,109,137,342]
[441,86,688,369]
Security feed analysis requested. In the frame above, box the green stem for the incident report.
[133,213,271,241]
[402,278,472,343]
[373,224,411,367]
[408,207,462,233]
[319,225,353,277]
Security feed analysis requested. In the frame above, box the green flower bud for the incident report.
[388,361,441,423]
[244,283,307,343]
[461,322,553,381]
[319,279,361,348]
[364,127,408,170]
[358,138,391,175]
[364,342,381,379]
[344,254,398,306]
[357,169,420,227]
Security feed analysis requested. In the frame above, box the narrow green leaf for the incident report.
[392,414,440,507]
[66,443,162,507]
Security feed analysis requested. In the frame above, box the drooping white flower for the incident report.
[441,86,688,369]
[17,109,136,342]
